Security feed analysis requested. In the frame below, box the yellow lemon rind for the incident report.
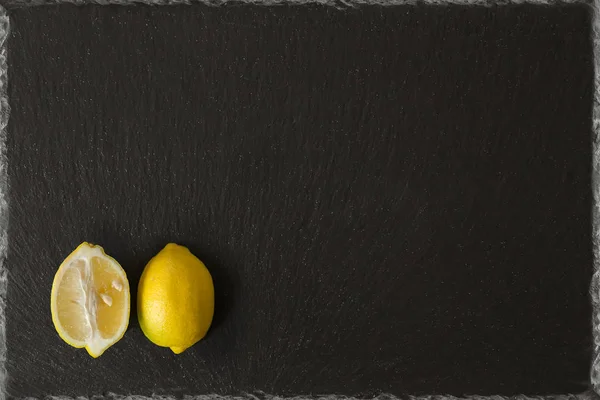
[137,243,214,355]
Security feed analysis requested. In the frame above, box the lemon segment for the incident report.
[137,243,214,354]
[50,242,130,358]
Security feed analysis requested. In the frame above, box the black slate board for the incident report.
[4,3,594,398]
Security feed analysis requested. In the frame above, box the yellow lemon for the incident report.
[137,243,214,354]
[50,242,130,358]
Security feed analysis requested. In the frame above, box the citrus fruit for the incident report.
[50,242,130,358]
[137,243,214,354]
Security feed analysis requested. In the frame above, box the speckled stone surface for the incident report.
[3,4,594,398]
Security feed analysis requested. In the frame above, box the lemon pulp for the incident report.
[50,242,130,358]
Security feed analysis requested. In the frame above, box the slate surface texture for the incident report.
[4,3,595,398]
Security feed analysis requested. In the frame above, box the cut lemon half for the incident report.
[50,242,130,358]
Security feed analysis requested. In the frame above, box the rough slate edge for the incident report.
[0,1,598,400]
[0,0,596,400]
[0,1,596,400]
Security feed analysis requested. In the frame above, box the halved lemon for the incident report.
[50,242,130,358]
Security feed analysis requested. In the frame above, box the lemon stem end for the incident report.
[170,346,187,354]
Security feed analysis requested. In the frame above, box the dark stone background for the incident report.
[4,3,594,397]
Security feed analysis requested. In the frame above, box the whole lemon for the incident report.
[137,243,214,354]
